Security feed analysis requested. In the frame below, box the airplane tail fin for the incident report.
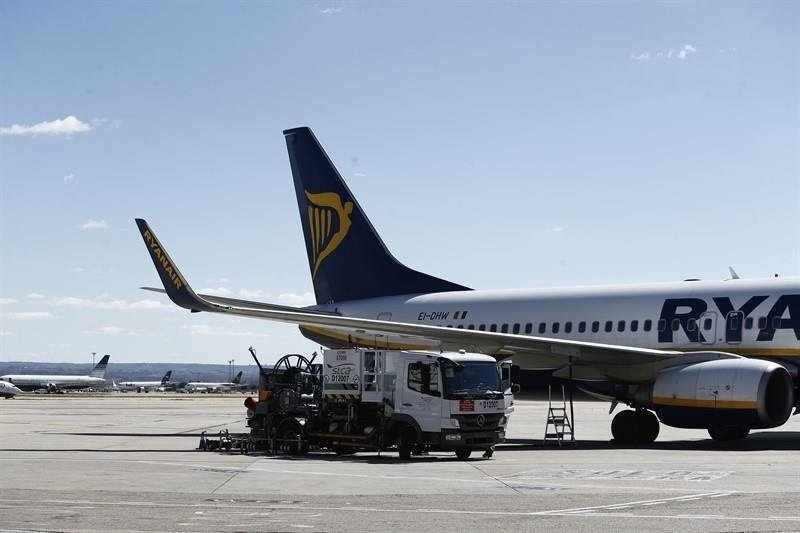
[233,370,243,384]
[91,354,110,378]
[283,127,470,304]
[161,370,172,384]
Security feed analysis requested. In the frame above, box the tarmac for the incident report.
[2,394,800,532]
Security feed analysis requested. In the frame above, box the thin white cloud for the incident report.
[2,311,54,320]
[0,115,93,137]
[275,292,315,307]
[320,7,343,14]
[198,287,233,297]
[181,325,269,338]
[80,219,109,231]
[71,267,86,273]
[50,296,170,311]
[83,325,138,336]
[0,298,18,305]
[63,173,76,184]
[548,225,567,233]
[26,293,45,300]
[206,278,230,285]
[0,330,13,336]
[236,289,269,300]
[631,44,697,62]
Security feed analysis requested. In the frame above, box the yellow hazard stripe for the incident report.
[652,396,758,409]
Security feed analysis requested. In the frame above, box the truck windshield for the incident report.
[442,362,501,395]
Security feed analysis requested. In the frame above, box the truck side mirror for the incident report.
[511,383,521,395]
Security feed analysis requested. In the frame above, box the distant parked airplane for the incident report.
[0,355,111,392]
[0,380,22,398]
[184,371,243,393]
[118,370,173,392]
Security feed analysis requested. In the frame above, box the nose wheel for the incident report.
[611,409,660,444]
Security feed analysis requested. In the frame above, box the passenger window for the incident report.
[578,321,586,333]
[592,321,599,333]
[478,324,486,331]
[552,322,560,334]
[538,323,546,334]
[686,319,696,332]
[467,324,475,330]
[617,320,625,332]
[462,311,468,320]
[758,316,767,329]
[704,318,712,331]
[730,316,740,330]
[501,324,509,333]
[671,319,680,331]
[456,325,464,329]
[525,323,533,334]
[745,317,753,330]
[453,311,460,320]
[407,362,440,396]
[490,324,497,332]
[512,323,520,334]
[644,319,652,332]
[630,320,638,332]
[658,319,667,332]
[773,316,782,328]
[604,321,612,333]
[564,322,572,333]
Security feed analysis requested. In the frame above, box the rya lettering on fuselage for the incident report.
[658,295,800,343]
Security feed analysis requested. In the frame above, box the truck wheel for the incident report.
[334,447,356,456]
[397,427,414,460]
[455,449,472,460]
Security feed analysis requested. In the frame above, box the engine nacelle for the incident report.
[650,358,794,429]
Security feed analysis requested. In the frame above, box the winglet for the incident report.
[135,219,207,311]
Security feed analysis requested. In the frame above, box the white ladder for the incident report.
[543,384,574,446]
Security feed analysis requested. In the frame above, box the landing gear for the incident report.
[708,426,750,442]
[611,409,660,444]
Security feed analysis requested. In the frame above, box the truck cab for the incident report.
[392,351,509,458]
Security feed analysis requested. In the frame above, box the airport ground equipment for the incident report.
[206,348,511,459]
[543,384,574,445]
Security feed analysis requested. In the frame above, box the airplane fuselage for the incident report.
[0,375,107,391]
[304,277,800,368]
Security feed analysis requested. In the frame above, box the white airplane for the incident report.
[184,371,243,393]
[118,370,173,392]
[1,354,110,392]
[0,381,22,398]
[135,127,800,444]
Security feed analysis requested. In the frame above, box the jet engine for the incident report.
[650,358,793,430]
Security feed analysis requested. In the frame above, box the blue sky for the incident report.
[1,1,797,364]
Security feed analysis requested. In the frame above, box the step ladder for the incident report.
[543,384,574,446]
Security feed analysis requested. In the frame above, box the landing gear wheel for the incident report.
[611,409,660,444]
[634,410,660,444]
[708,426,750,441]
[611,410,637,444]
[455,449,472,460]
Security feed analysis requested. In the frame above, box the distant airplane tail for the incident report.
[232,370,243,385]
[91,354,110,378]
[161,370,172,384]
[283,127,470,304]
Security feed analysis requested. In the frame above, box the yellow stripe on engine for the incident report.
[652,397,758,410]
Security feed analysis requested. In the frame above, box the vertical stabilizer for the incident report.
[283,127,470,304]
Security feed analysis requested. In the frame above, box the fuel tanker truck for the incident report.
[243,348,513,459]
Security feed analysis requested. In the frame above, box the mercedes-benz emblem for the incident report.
[476,414,485,428]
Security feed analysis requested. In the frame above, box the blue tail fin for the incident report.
[283,127,470,304]
[91,354,110,378]
[161,370,172,384]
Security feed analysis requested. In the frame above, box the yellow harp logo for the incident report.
[305,190,354,277]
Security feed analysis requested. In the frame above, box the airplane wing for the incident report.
[135,218,698,367]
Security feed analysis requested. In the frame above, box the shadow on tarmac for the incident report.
[502,431,800,451]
